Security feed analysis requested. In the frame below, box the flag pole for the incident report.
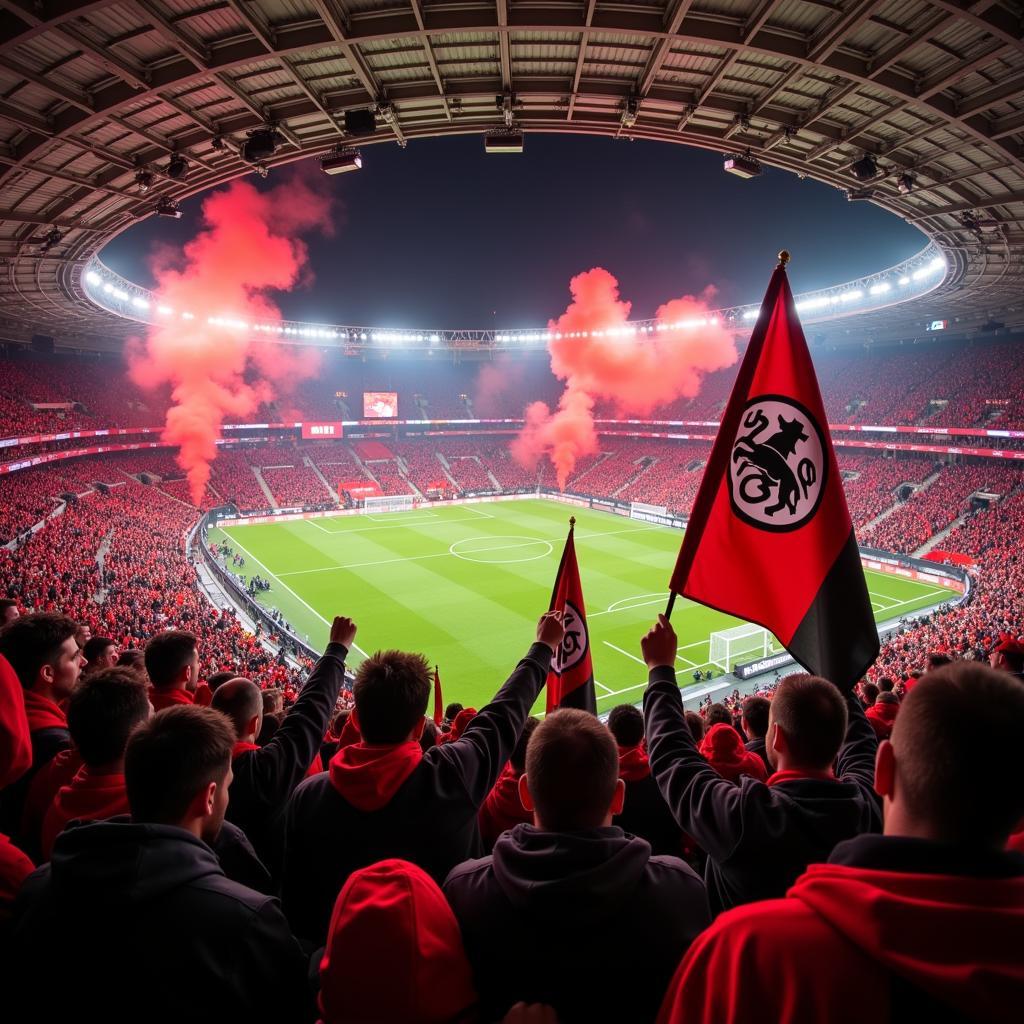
[665,249,791,624]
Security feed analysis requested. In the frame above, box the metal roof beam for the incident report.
[131,0,210,70]
[567,0,596,120]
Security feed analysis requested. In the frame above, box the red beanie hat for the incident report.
[0,654,31,789]
[318,859,477,1024]
[449,708,477,741]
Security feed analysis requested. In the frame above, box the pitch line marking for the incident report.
[221,529,370,659]
[594,680,614,695]
[449,536,554,565]
[603,641,647,667]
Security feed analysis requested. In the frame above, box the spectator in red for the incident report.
[0,614,83,842]
[283,612,563,946]
[740,696,771,774]
[607,704,685,857]
[641,615,880,914]
[658,662,1024,1023]
[0,654,34,932]
[698,723,767,784]
[211,616,355,876]
[144,630,198,711]
[10,705,310,1023]
[478,716,539,849]
[81,636,119,674]
[866,691,900,740]
[318,859,477,1024]
[445,708,709,1023]
[39,667,151,860]
[990,638,1024,682]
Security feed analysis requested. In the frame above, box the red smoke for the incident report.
[512,267,738,487]
[129,171,333,503]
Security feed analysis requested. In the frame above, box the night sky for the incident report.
[102,134,925,328]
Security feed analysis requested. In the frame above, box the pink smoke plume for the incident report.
[511,267,738,488]
[129,171,333,503]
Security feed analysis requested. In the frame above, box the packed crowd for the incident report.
[0,601,1020,1023]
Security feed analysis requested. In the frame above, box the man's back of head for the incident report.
[125,705,236,842]
[144,631,198,690]
[353,650,431,744]
[607,704,644,748]
[68,667,151,768]
[883,661,1024,846]
[768,674,847,772]
[212,678,263,741]
[740,696,770,740]
[524,709,620,832]
[704,703,732,728]
[205,669,236,694]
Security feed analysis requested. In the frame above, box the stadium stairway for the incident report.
[252,467,279,509]
[305,458,340,503]
[613,458,656,498]
[433,451,464,493]
[914,513,970,558]
[859,468,944,534]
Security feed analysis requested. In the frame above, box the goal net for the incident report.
[630,501,667,521]
[363,493,415,514]
[709,624,771,672]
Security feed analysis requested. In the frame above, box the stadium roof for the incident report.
[1,0,1022,346]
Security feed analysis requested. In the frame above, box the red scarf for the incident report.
[22,691,67,733]
[232,741,260,759]
[41,767,129,859]
[618,744,652,782]
[328,741,423,812]
[766,767,835,787]
[148,687,194,712]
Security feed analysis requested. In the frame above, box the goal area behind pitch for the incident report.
[709,623,772,672]
[363,494,415,514]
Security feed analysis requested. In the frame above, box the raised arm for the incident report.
[432,612,563,806]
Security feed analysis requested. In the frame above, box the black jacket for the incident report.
[744,734,771,774]
[0,726,70,847]
[226,641,348,876]
[644,666,881,914]
[282,642,551,945]
[614,772,686,857]
[10,819,309,1024]
[444,823,710,1023]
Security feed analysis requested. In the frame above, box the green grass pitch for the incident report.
[208,499,950,712]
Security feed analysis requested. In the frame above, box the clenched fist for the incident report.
[536,610,565,653]
[329,616,358,650]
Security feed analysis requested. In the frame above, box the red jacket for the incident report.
[318,859,476,1024]
[866,700,899,739]
[698,723,767,784]
[479,764,531,847]
[659,836,1024,1024]
[40,766,129,860]
[0,655,31,789]
[0,832,33,927]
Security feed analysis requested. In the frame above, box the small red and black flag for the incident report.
[433,665,444,727]
[667,252,878,691]
[547,518,596,714]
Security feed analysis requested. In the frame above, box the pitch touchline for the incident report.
[222,530,370,659]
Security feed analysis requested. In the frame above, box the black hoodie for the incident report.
[444,823,709,1023]
[10,819,309,1024]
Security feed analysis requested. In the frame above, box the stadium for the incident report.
[1,2,1022,1022]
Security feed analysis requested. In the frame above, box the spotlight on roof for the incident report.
[156,197,182,219]
[851,153,878,182]
[210,135,226,151]
[320,147,363,175]
[724,152,762,179]
[845,187,877,202]
[897,172,914,195]
[620,95,639,130]
[166,152,189,180]
[134,168,153,193]
[240,126,282,164]
[485,129,524,153]
[38,227,62,253]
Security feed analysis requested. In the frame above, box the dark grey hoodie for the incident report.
[10,819,309,1024]
[444,822,709,1023]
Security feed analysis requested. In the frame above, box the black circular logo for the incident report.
[728,395,828,533]
[552,600,589,675]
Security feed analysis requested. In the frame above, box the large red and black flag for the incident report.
[668,254,878,691]
[433,665,444,727]
[547,517,596,714]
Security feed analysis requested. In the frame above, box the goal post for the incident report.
[362,493,415,514]
[708,624,772,672]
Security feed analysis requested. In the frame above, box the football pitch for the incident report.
[208,499,950,712]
